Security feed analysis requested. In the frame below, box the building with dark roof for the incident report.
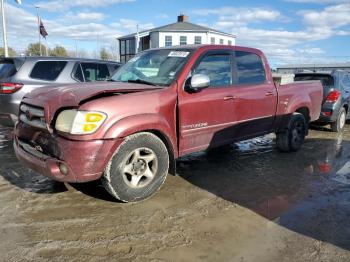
[117,15,236,63]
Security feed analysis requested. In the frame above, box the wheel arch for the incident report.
[343,103,348,113]
[146,129,176,176]
[295,107,310,135]
[295,107,310,123]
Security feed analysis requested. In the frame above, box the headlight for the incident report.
[55,110,107,135]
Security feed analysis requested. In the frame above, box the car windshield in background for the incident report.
[0,61,17,79]
[295,74,334,87]
[112,49,192,86]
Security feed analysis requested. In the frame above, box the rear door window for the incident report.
[341,74,350,93]
[81,63,110,82]
[30,61,67,81]
[73,63,84,82]
[0,62,16,79]
[0,58,24,79]
[234,51,266,85]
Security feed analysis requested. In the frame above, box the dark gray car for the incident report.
[295,70,350,132]
[0,56,121,126]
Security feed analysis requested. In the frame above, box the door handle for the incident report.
[223,95,235,101]
[265,91,274,96]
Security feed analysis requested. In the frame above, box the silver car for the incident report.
[0,56,121,126]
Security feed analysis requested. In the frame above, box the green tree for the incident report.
[100,47,111,60]
[25,43,47,56]
[0,47,17,57]
[50,45,68,57]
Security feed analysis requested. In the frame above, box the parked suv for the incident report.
[0,57,121,126]
[295,70,350,132]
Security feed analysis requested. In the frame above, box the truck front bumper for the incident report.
[14,133,122,183]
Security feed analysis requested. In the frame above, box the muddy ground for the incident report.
[1,125,350,262]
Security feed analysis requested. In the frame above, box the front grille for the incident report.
[18,139,50,160]
[19,103,46,130]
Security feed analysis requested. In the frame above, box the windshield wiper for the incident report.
[127,79,158,86]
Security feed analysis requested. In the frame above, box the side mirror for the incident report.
[187,74,210,92]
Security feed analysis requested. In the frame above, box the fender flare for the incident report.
[286,95,312,118]
[103,113,177,156]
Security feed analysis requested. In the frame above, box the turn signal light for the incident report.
[325,90,341,103]
[0,82,23,94]
[83,124,97,132]
[86,113,104,122]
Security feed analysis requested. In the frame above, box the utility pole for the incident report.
[35,6,42,56]
[45,38,48,56]
[1,0,8,57]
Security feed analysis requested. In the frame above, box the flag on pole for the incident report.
[39,18,48,38]
[15,0,22,4]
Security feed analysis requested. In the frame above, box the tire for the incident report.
[276,113,307,152]
[330,107,346,133]
[102,132,169,202]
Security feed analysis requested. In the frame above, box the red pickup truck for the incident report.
[14,45,323,202]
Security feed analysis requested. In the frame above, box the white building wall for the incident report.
[158,32,207,47]
[157,32,235,47]
[207,33,236,45]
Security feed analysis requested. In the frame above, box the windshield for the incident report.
[112,49,192,86]
[295,74,334,87]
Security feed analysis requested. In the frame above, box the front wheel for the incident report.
[330,107,346,133]
[276,113,307,152]
[102,132,169,202]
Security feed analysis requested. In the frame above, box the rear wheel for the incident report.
[102,132,169,202]
[276,113,307,152]
[330,107,346,132]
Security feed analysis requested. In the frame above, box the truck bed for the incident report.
[276,80,323,122]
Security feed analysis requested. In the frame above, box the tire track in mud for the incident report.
[1,126,350,261]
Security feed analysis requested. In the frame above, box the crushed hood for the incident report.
[22,81,162,123]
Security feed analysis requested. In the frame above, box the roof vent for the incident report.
[177,14,188,22]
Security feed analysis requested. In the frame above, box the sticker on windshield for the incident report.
[168,51,190,58]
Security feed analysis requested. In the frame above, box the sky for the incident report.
[2,0,350,67]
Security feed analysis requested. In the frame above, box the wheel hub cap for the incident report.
[132,160,146,174]
[122,147,158,188]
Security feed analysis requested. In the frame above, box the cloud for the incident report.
[3,3,153,55]
[35,0,135,12]
[110,19,155,33]
[300,3,350,29]
[60,12,106,23]
[285,0,348,4]
[193,7,282,26]
[192,4,350,66]
[156,13,169,19]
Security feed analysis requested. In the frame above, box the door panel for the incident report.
[177,50,278,155]
[178,51,236,155]
[230,83,277,138]
[179,87,237,155]
[231,51,277,138]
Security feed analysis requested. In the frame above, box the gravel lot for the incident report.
[1,125,350,261]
